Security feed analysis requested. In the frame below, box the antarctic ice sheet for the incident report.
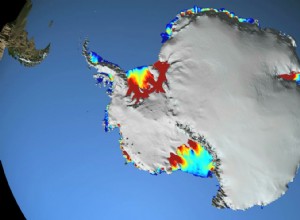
[84,8,300,210]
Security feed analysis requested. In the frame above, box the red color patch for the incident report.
[126,61,170,104]
[187,139,198,151]
[122,150,132,162]
[169,152,184,169]
[279,73,296,81]
[152,61,170,93]
[126,78,150,104]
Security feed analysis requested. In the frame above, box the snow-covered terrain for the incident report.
[84,9,300,210]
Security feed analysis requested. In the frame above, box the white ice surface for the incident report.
[159,15,300,209]
[90,14,300,210]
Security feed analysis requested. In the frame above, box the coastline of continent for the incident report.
[84,7,300,210]
[159,11,300,209]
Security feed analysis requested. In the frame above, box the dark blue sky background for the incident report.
[1,0,300,219]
